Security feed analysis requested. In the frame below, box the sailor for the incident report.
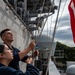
[0,43,39,75]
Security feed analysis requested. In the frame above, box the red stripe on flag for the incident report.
[68,0,75,43]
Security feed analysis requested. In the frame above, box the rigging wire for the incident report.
[45,0,62,75]
[40,0,46,12]
[33,0,55,72]
[57,0,68,28]
[32,0,54,67]
[46,12,52,41]
[36,0,55,42]
[45,0,68,73]
[47,17,49,39]
[48,14,53,39]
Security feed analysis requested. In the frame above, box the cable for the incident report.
[36,0,55,42]
[57,0,68,28]
[48,14,53,40]
[45,0,62,75]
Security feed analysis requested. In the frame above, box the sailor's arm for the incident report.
[18,40,35,60]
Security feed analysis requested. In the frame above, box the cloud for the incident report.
[56,28,72,40]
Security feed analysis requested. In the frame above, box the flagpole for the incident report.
[45,0,62,75]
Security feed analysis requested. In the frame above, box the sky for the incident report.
[43,0,75,47]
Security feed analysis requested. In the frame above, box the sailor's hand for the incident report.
[25,57,33,64]
[28,40,35,50]
[34,50,39,57]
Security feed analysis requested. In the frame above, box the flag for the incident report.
[68,0,75,43]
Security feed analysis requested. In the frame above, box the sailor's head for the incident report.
[0,43,13,61]
[0,29,14,42]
